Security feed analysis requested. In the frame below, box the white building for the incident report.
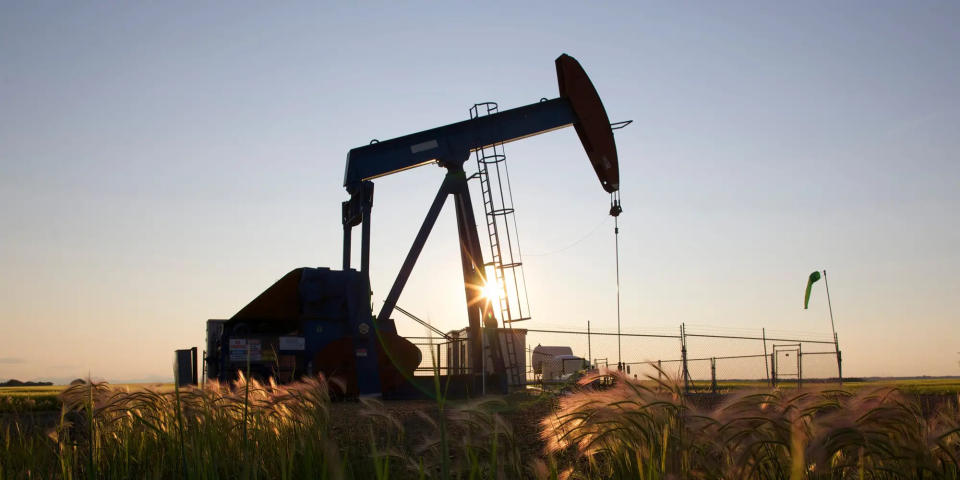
[532,345,586,382]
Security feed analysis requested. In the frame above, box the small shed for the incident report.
[532,345,585,381]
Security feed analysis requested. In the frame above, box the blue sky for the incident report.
[1,2,958,383]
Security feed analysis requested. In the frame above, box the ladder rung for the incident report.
[473,115,529,383]
[504,316,533,323]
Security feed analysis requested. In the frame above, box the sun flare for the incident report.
[482,281,502,302]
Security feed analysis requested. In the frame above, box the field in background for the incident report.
[2,378,957,414]
[680,377,960,395]
[848,377,960,394]
[1,383,173,395]
[0,385,64,397]
[0,383,173,413]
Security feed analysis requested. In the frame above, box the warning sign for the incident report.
[247,339,261,361]
[279,336,305,351]
[228,338,262,362]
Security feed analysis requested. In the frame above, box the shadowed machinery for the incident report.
[202,54,623,397]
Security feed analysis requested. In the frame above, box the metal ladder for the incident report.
[470,102,532,388]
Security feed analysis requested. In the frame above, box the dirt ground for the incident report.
[327,391,555,461]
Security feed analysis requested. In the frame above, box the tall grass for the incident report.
[0,374,527,479]
[2,374,340,479]
[543,372,960,479]
[2,372,959,479]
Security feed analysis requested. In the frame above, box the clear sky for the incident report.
[1,2,958,384]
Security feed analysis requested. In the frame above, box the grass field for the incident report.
[0,385,65,397]
[0,383,173,413]
[845,377,960,394]
[3,377,958,397]
[679,377,960,395]
[1,374,959,478]
[0,383,173,395]
[3,377,958,414]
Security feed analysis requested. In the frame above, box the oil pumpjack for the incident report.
[204,54,623,397]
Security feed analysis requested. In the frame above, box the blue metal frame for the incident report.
[343,98,575,191]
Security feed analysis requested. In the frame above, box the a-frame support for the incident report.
[350,166,504,381]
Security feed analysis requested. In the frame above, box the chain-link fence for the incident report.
[518,323,841,391]
[798,351,844,383]
[403,323,843,393]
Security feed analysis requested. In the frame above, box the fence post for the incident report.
[798,343,803,389]
[771,352,777,387]
[762,328,770,386]
[710,357,717,394]
[681,323,690,394]
[587,320,592,368]
[834,332,843,385]
[481,326,486,396]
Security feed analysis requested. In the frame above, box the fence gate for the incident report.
[593,357,609,372]
[771,343,802,387]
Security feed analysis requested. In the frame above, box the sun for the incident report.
[482,281,501,303]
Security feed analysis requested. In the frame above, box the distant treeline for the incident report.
[0,379,53,387]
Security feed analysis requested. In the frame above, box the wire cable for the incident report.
[524,216,609,257]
